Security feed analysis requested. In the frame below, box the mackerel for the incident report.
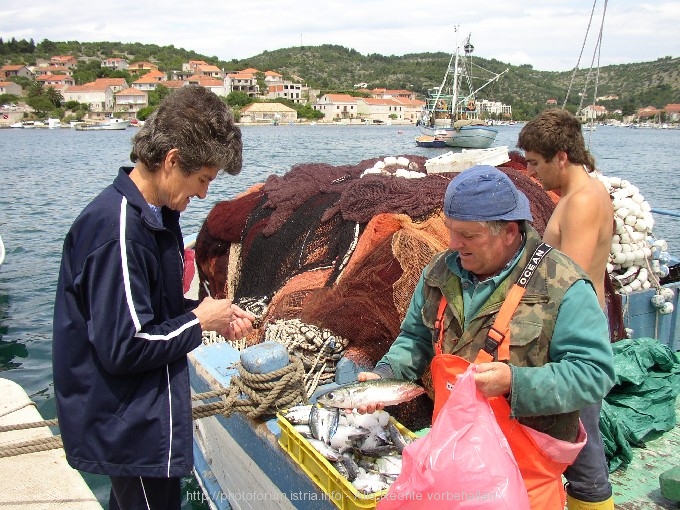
[316,379,425,409]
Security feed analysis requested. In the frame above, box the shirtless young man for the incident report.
[518,108,615,510]
[518,109,613,308]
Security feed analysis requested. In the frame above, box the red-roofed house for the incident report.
[128,61,159,74]
[63,83,115,111]
[33,65,72,77]
[314,94,358,120]
[225,70,259,97]
[581,104,607,120]
[160,80,187,91]
[0,81,23,96]
[186,75,226,96]
[182,60,209,73]
[50,55,78,68]
[36,74,76,89]
[114,87,148,117]
[370,88,417,101]
[1,64,33,80]
[132,70,168,91]
[637,106,661,119]
[664,104,680,122]
[93,78,128,94]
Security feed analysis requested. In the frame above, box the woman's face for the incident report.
[160,149,219,212]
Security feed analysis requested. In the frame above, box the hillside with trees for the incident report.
[1,37,679,120]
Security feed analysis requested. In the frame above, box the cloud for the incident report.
[1,0,678,71]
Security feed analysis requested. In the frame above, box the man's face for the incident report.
[524,150,560,191]
[444,217,514,280]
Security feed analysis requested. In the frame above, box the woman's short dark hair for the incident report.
[130,84,243,176]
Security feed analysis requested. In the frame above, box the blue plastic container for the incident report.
[240,341,289,374]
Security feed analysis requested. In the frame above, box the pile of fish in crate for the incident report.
[282,404,413,495]
[277,379,424,503]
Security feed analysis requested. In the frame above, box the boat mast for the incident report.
[450,26,461,122]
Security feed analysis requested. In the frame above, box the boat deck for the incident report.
[189,341,680,509]
[0,378,102,509]
[609,396,680,508]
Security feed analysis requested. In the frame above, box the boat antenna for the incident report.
[431,26,458,114]
[562,0,599,108]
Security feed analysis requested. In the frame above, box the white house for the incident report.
[0,81,22,96]
[314,94,358,120]
[115,87,148,117]
[224,68,259,97]
[63,83,115,112]
[102,58,129,71]
[241,102,297,123]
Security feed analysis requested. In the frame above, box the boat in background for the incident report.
[75,118,130,131]
[419,27,508,149]
[414,134,447,148]
[0,234,5,267]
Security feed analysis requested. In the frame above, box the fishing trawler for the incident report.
[419,28,508,149]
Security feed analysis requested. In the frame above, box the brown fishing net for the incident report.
[194,153,626,429]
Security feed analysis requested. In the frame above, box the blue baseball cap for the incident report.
[443,165,533,222]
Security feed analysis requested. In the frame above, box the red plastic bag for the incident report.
[377,365,530,509]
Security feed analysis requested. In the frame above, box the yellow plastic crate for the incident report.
[277,412,416,510]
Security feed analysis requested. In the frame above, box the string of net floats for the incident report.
[194,151,654,428]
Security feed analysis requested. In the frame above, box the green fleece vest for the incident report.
[421,226,591,442]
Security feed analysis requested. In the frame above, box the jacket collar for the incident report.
[113,167,179,230]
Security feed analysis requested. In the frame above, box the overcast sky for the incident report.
[2,1,678,72]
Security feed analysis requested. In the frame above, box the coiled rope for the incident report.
[0,358,308,458]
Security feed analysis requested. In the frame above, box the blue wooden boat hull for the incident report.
[189,344,337,510]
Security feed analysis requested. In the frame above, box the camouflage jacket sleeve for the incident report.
[509,279,616,417]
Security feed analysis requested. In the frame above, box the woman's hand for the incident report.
[193,297,255,339]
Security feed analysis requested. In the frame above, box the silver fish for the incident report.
[309,405,339,444]
[284,404,313,425]
[387,421,412,453]
[316,379,425,409]
[307,438,341,462]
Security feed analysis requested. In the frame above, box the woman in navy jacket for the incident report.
[53,85,254,510]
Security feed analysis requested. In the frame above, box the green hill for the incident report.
[2,37,679,118]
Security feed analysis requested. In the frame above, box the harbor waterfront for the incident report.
[1,123,679,508]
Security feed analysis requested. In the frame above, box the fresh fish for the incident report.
[339,453,361,482]
[316,379,425,409]
[329,424,371,451]
[387,421,412,453]
[309,404,339,444]
[356,444,399,457]
[307,438,341,462]
[293,424,313,438]
[284,404,313,425]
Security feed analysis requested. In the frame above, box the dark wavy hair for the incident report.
[517,109,596,172]
[130,84,242,176]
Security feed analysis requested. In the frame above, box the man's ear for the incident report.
[555,150,569,167]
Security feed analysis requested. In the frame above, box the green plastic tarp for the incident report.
[600,337,680,472]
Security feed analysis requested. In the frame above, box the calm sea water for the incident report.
[1,123,679,507]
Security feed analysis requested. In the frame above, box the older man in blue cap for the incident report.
[356,165,614,509]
